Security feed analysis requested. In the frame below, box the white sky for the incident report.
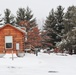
[0,0,76,28]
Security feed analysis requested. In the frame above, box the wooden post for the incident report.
[12,50,14,60]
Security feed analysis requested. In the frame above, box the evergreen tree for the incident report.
[60,6,76,54]
[16,8,26,24]
[43,6,64,49]
[43,9,58,48]
[0,14,3,25]
[55,5,64,35]
[16,7,38,49]
[16,7,37,31]
[24,7,39,48]
[64,6,76,33]
[25,7,37,28]
[3,9,15,24]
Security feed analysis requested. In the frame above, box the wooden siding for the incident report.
[0,24,25,53]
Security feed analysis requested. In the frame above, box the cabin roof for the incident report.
[0,24,26,35]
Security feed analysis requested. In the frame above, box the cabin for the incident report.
[0,24,25,54]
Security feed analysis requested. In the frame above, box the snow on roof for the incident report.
[0,24,26,34]
[15,26,26,33]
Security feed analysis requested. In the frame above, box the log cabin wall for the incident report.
[0,24,25,53]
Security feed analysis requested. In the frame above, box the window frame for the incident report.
[5,36,13,49]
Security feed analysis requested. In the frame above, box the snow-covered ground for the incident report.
[0,52,76,75]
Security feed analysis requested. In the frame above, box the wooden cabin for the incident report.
[0,24,25,54]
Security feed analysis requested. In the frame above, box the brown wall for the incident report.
[0,25,25,53]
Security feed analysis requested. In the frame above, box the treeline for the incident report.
[0,7,37,26]
[42,5,76,54]
[0,5,76,54]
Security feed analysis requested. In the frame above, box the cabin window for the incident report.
[5,36,13,48]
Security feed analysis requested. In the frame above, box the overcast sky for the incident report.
[0,0,76,28]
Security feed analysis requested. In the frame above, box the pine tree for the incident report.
[25,7,40,48]
[43,9,58,48]
[0,14,3,25]
[64,6,76,33]
[25,7,37,29]
[61,6,76,54]
[3,9,15,25]
[16,8,26,24]
[55,5,64,35]
[16,7,39,49]
[43,6,64,49]
[16,7,37,31]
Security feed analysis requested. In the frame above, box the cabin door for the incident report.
[16,43,20,50]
